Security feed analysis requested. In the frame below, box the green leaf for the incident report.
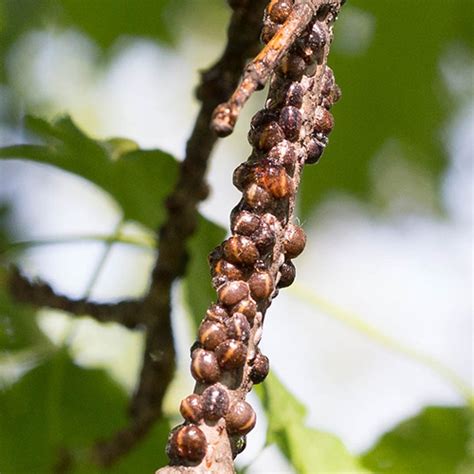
[0,349,170,473]
[299,0,473,217]
[0,115,178,230]
[257,371,369,473]
[361,405,474,474]
[183,215,226,330]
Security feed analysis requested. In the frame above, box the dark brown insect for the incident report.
[233,162,253,191]
[202,384,230,421]
[248,271,274,300]
[225,312,251,342]
[180,394,204,423]
[250,352,270,384]
[231,210,261,236]
[225,400,257,435]
[255,121,285,152]
[212,259,245,288]
[215,339,248,370]
[278,260,296,288]
[283,223,306,258]
[166,424,207,463]
[305,136,325,164]
[252,221,276,254]
[190,348,221,384]
[279,105,302,142]
[258,164,292,199]
[217,280,250,306]
[284,82,304,108]
[314,105,334,135]
[267,0,293,24]
[244,183,273,211]
[268,140,297,174]
[231,298,257,323]
[308,21,327,51]
[198,320,227,350]
[223,236,259,266]
[206,304,229,322]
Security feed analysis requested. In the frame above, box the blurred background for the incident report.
[0,0,472,473]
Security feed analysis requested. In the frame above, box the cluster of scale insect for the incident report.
[166,0,341,466]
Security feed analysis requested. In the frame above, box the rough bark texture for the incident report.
[157,1,344,473]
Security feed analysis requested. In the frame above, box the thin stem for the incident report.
[3,233,155,255]
[290,282,474,407]
[82,219,125,298]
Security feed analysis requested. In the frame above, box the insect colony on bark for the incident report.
[165,0,342,465]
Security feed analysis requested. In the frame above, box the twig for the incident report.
[8,267,143,329]
[211,0,341,137]
[92,1,269,466]
[157,0,345,472]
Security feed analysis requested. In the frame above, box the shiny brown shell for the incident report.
[225,400,257,435]
[166,424,207,463]
[215,339,248,370]
[190,348,221,384]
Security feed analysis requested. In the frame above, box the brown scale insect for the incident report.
[231,298,257,323]
[211,259,245,289]
[223,235,259,266]
[190,348,221,384]
[202,384,230,421]
[244,183,273,212]
[314,105,334,135]
[180,394,204,423]
[267,0,293,24]
[249,161,292,199]
[278,259,296,288]
[248,271,274,300]
[233,162,253,192]
[231,210,261,236]
[268,140,297,174]
[206,303,229,322]
[305,136,326,164]
[284,82,304,108]
[256,121,285,152]
[283,223,306,258]
[215,339,248,370]
[279,105,303,142]
[166,424,207,464]
[306,21,327,52]
[198,320,227,350]
[251,221,276,254]
[218,280,250,306]
[225,400,257,435]
[225,312,251,342]
[249,352,270,384]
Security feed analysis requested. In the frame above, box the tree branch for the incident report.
[8,267,143,329]
[157,1,344,472]
[92,0,269,466]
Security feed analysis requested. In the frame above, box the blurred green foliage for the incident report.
[0,0,472,472]
[0,349,170,473]
[362,406,474,474]
[258,372,369,473]
[300,0,473,216]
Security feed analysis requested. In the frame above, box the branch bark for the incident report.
[157,1,344,472]
[8,267,143,329]
[92,1,269,466]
